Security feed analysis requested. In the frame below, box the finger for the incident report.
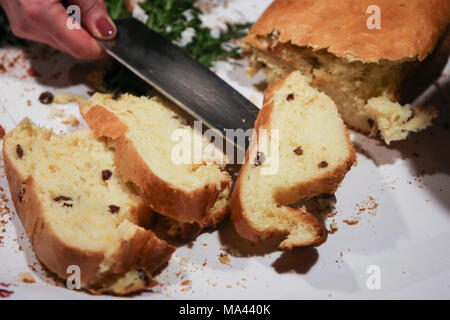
[69,0,116,39]
[43,3,106,59]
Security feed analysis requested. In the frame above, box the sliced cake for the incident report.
[232,72,357,249]
[79,94,232,235]
[3,119,175,294]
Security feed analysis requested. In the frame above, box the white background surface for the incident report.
[0,0,449,299]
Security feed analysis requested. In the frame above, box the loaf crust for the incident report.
[246,0,450,62]
[3,128,175,295]
[81,103,230,227]
[231,72,356,249]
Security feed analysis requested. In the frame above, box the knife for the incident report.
[98,18,260,152]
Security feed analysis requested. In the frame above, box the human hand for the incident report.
[0,0,116,59]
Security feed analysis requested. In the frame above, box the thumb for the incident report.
[69,0,116,39]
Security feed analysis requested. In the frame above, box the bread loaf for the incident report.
[243,0,448,144]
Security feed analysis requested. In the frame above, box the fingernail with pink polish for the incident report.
[96,17,116,39]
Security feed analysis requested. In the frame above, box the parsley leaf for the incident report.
[107,0,133,19]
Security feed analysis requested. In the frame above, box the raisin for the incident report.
[101,169,112,181]
[63,203,73,208]
[287,93,295,101]
[39,91,54,104]
[108,205,120,214]
[293,146,303,155]
[18,188,25,203]
[137,269,150,286]
[16,144,24,159]
[318,161,329,168]
[368,119,375,128]
[254,152,265,166]
[54,195,72,202]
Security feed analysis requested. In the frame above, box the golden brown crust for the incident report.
[231,74,356,249]
[166,193,230,240]
[2,132,174,292]
[246,0,450,62]
[82,104,128,139]
[82,104,229,226]
[109,228,175,275]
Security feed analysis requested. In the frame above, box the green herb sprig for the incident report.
[106,0,133,19]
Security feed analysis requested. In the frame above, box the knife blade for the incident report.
[98,18,259,152]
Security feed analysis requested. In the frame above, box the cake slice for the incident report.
[79,94,231,235]
[3,119,175,294]
[232,72,357,249]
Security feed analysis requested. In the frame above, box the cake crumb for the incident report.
[328,220,338,234]
[47,108,65,120]
[53,93,87,105]
[343,218,360,226]
[179,257,189,267]
[180,280,191,286]
[17,272,35,284]
[61,115,79,127]
[219,253,231,266]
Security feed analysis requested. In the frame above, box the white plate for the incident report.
[0,0,449,300]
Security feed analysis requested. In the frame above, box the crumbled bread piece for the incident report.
[53,93,87,105]
[61,115,80,127]
[17,272,35,283]
[3,119,174,295]
[46,108,65,120]
[364,97,438,144]
[232,72,356,249]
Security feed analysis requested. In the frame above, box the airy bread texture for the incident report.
[79,94,231,236]
[243,0,448,144]
[232,72,356,249]
[3,119,174,295]
[364,97,439,144]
